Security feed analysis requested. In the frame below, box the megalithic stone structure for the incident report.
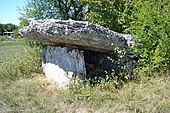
[19,19,135,88]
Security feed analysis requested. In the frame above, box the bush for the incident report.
[125,0,170,75]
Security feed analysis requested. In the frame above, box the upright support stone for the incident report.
[42,46,86,88]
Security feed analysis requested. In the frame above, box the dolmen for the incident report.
[19,19,135,88]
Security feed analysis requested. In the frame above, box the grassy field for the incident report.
[0,41,170,113]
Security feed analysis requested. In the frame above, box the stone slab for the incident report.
[42,46,86,88]
[19,19,129,52]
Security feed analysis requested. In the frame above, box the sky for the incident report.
[0,0,26,25]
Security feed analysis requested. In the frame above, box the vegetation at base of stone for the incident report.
[85,47,135,87]
[24,39,46,50]
[0,41,41,81]
[67,75,170,113]
[124,0,170,75]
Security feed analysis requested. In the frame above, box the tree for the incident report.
[3,23,17,32]
[81,0,126,32]
[21,0,129,32]
[0,23,17,35]
[20,0,88,20]
[0,24,3,35]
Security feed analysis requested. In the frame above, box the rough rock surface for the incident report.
[122,34,136,47]
[19,19,129,52]
[42,46,86,88]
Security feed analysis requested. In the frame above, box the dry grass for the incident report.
[1,73,169,113]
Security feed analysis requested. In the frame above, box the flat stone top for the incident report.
[19,19,128,52]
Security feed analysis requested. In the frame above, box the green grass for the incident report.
[0,36,10,42]
[0,41,170,113]
[0,40,24,66]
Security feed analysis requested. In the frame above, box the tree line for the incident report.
[0,23,17,35]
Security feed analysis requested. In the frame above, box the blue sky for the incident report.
[0,0,26,25]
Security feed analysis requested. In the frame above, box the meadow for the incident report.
[0,40,170,113]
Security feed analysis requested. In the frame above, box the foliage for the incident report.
[108,47,134,83]
[13,29,21,38]
[125,0,170,74]
[0,23,17,35]
[85,47,136,87]
[20,0,88,20]
[2,23,17,32]
[24,39,45,49]
[81,0,126,32]
[18,18,30,28]
[0,24,3,35]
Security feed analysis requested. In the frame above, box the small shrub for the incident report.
[86,47,136,87]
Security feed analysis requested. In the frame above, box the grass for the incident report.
[0,41,170,113]
[0,73,169,112]
[0,36,10,42]
[0,40,41,81]
[0,40,24,66]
